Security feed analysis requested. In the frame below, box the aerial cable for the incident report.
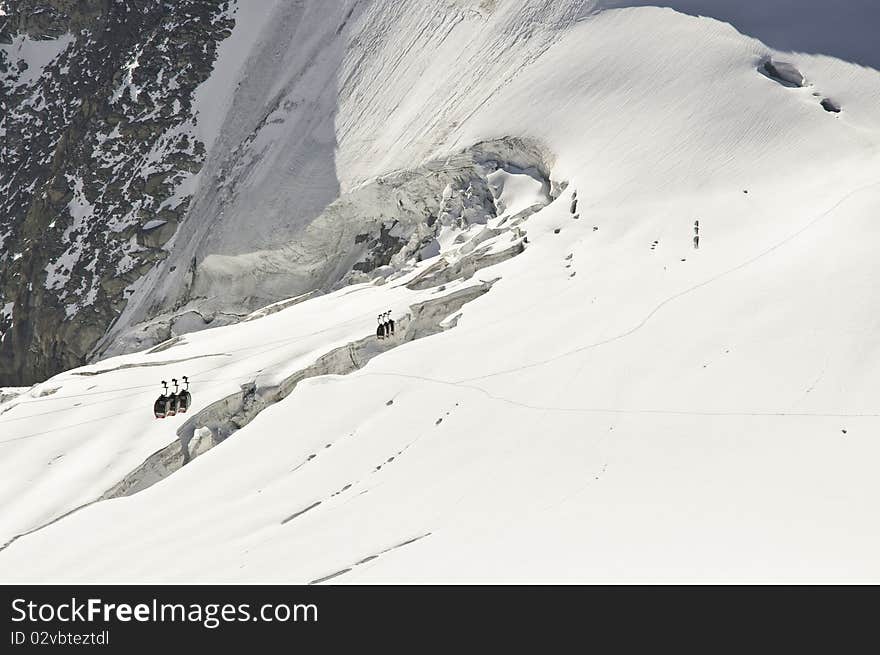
[0,407,146,446]
[3,297,410,409]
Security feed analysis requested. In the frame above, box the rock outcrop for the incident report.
[0,0,234,384]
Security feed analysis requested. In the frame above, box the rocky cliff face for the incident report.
[0,0,566,385]
[0,0,233,384]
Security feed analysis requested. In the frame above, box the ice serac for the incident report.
[98,135,552,356]
[95,0,577,358]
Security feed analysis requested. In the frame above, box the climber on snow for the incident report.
[167,379,179,416]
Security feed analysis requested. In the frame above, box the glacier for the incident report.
[1,0,880,582]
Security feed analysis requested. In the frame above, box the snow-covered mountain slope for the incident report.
[86,0,880,355]
[3,0,880,385]
[0,0,236,384]
[1,2,880,582]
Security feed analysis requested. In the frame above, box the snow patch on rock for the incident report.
[0,33,73,88]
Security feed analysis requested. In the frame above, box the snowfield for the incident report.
[2,0,880,583]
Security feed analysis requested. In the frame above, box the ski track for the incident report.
[307,533,432,585]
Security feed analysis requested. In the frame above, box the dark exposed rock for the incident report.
[352,221,408,274]
[760,59,805,87]
[0,1,235,385]
[820,98,841,113]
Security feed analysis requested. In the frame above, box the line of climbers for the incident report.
[154,377,192,419]
[376,311,396,340]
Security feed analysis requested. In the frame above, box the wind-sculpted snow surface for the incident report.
[1,2,880,582]
[98,136,552,356]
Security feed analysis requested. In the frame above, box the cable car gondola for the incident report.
[167,379,180,416]
[154,381,171,419]
[381,311,395,338]
[177,376,191,414]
